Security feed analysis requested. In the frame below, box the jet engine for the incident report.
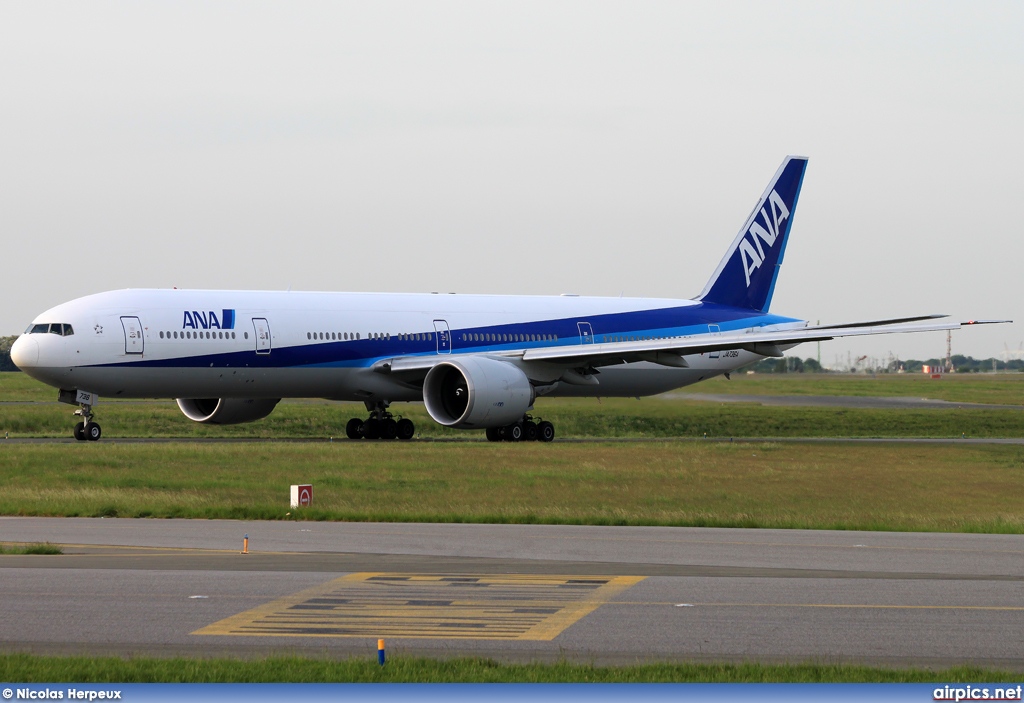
[176,398,281,424]
[423,357,533,429]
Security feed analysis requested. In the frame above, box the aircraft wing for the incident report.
[374,316,1009,376]
[518,317,1009,367]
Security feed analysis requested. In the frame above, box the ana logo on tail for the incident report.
[739,190,790,287]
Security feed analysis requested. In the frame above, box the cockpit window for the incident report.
[26,323,74,336]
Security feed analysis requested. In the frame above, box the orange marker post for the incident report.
[241,534,249,554]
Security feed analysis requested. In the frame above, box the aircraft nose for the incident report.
[10,335,39,369]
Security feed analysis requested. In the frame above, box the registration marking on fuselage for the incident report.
[193,572,645,640]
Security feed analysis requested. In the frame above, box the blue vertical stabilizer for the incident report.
[698,156,808,312]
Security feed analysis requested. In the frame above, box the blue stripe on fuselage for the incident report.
[89,303,801,370]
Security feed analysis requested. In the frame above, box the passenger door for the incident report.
[253,318,272,355]
[433,320,451,354]
[120,316,144,355]
[577,321,594,344]
[708,324,721,359]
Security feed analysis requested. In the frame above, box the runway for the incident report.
[1,518,1022,669]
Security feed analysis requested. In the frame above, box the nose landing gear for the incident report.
[58,389,102,441]
[73,418,102,442]
[346,400,415,441]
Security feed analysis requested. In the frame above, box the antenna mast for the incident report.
[945,330,953,373]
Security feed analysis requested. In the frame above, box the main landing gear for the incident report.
[346,400,415,441]
[485,415,555,443]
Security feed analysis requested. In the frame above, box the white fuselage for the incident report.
[12,288,788,403]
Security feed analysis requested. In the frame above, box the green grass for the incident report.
[2,395,1023,440]
[682,372,1024,405]
[2,371,1023,441]
[3,441,1023,532]
[0,542,62,555]
[1,654,1020,682]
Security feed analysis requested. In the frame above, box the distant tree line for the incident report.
[0,336,18,372]
[741,354,1024,374]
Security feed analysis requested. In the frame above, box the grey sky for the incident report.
[2,1,1020,364]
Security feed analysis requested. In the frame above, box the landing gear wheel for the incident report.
[396,418,415,440]
[538,421,555,442]
[363,419,381,440]
[84,422,102,442]
[381,418,398,440]
[523,421,538,442]
[346,418,363,439]
[73,422,86,441]
[485,427,502,442]
[506,423,523,442]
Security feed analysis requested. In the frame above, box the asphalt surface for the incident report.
[1,518,1022,668]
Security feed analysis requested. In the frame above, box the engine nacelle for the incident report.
[423,357,533,429]
[176,398,281,425]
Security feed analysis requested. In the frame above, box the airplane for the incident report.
[10,156,1007,442]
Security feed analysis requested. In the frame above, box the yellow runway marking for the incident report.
[194,573,644,640]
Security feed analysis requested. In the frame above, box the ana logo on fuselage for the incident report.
[738,190,790,288]
[183,309,236,330]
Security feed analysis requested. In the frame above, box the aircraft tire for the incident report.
[506,423,523,442]
[381,418,398,440]
[363,419,381,440]
[523,421,538,441]
[538,421,555,442]
[73,422,86,441]
[85,422,102,441]
[485,427,502,442]
[346,418,363,439]
[396,418,415,440]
